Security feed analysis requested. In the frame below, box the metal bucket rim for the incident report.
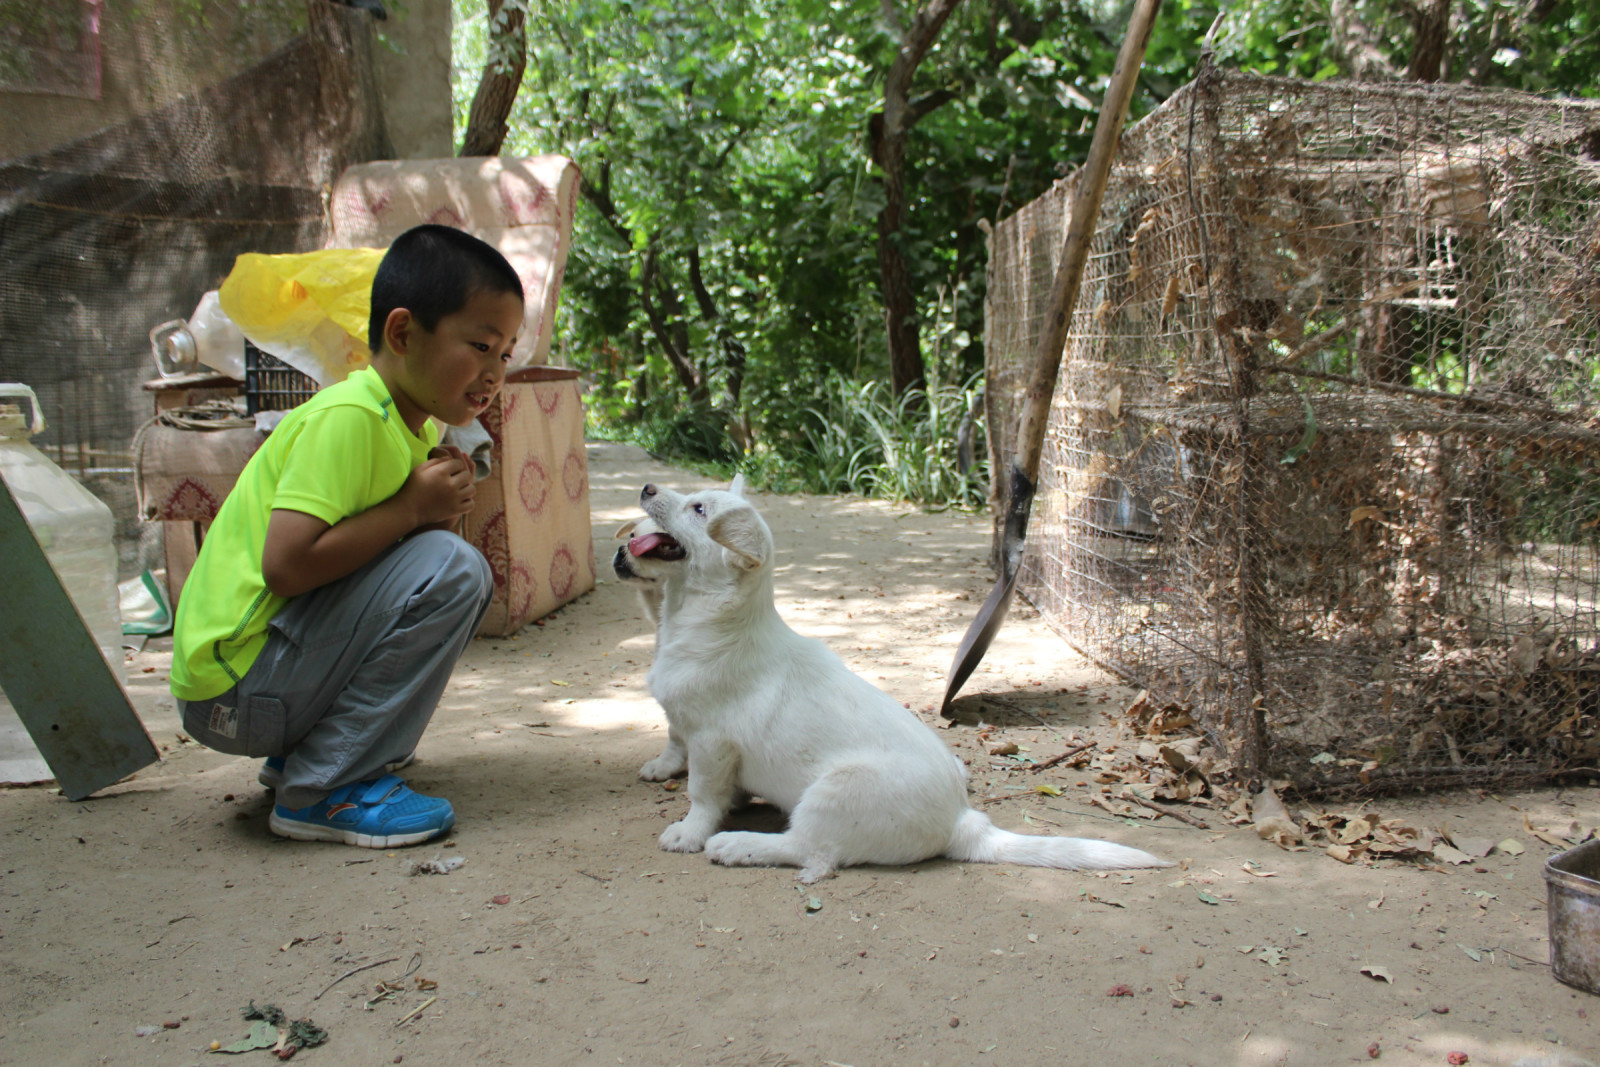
[1544,837,1600,893]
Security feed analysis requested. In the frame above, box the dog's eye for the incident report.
[692,503,706,517]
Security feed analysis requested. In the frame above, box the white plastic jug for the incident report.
[148,290,247,380]
[0,383,124,683]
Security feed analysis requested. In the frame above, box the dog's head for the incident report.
[612,512,681,586]
[621,474,772,584]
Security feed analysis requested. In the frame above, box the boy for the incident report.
[170,224,524,848]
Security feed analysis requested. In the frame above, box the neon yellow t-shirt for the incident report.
[170,368,439,701]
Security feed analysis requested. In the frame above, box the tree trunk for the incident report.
[640,243,707,404]
[688,246,747,407]
[871,0,965,400]
[1406,0,1451,81]
[459,0,527,156]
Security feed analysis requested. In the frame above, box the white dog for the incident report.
[613,477,1169,883]
[611,513,688,782]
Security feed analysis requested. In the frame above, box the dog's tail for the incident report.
[944,809,1171,870]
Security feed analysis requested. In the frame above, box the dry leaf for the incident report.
[1522,814,1570,848]
[1446,833,1494,858]
[1359,965,1393,983]
[1431,843,1473,865]
[1252,784,1301,846]
[1337,813,1380,845]
[1494,838,1525,856]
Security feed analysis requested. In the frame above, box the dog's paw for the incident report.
[638,751,688,782]
[658,821,709,853]
[703,831,765,867]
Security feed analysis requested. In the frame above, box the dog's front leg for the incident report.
[638,725,688,781]
[658,739,739,853]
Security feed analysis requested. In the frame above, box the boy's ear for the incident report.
[706,505,767,571]
[728,473,746,498]
[382,307,415,357]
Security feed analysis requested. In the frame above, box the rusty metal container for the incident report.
[1544,837,1600,996]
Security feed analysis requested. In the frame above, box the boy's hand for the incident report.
[405,447,476,527]
[261,446,479,599]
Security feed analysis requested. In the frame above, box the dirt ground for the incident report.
[2,442,1597,1067]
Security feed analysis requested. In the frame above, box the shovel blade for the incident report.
[939,564,1020,718]
[940,465,1036,717]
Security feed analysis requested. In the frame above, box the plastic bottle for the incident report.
[0,383,124,704]
[148,290,247,380]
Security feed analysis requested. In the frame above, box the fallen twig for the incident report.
[1029,740,1098,772]
[395,996,437,1026]
[312,956,400,1001]
[1128,791,1211,829]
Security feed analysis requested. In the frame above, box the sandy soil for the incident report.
[2,442,1597,1067]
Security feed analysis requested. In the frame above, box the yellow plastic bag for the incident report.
[218,248,386,387]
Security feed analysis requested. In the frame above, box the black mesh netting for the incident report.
[0,0,391,572]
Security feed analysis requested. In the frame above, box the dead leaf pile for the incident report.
[213,1002,327,1059]
[1096,691,1238,806]
[1309,810,1437,864]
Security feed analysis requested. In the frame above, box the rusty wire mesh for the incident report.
[985,68,1600,796]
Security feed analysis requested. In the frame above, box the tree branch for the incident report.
[579,160,634,247]
[639,242,704,401]
[459,0,528,156]
[906,86,960,126]
[688,246,748,406]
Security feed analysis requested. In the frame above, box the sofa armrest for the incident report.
[326,155,580,366]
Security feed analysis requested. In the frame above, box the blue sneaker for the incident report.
[268,774,455,848]
[258,752,414,790]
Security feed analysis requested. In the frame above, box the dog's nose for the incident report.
[642,484,658,499]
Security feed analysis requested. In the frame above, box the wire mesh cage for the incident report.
[986,68,1600,796]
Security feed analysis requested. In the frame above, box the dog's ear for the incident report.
[706,505,767,570]
[728,473,746,498]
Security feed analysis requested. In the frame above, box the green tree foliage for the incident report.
[1212,0,1599,94]
[453,0,1596,503]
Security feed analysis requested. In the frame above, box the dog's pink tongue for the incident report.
[628,533,669,557]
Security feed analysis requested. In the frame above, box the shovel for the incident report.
[940,0,1164,717]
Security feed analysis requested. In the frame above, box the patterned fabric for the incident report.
[462,370,594,636]
[325,155,580,367]
[135,425,263,522]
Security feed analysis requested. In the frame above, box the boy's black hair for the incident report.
[368,224,524,354]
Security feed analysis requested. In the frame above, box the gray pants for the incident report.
[179,531,492,809]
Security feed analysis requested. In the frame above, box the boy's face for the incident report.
[383,288,524,431]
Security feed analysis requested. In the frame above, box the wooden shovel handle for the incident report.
[1013,0,1164,482]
